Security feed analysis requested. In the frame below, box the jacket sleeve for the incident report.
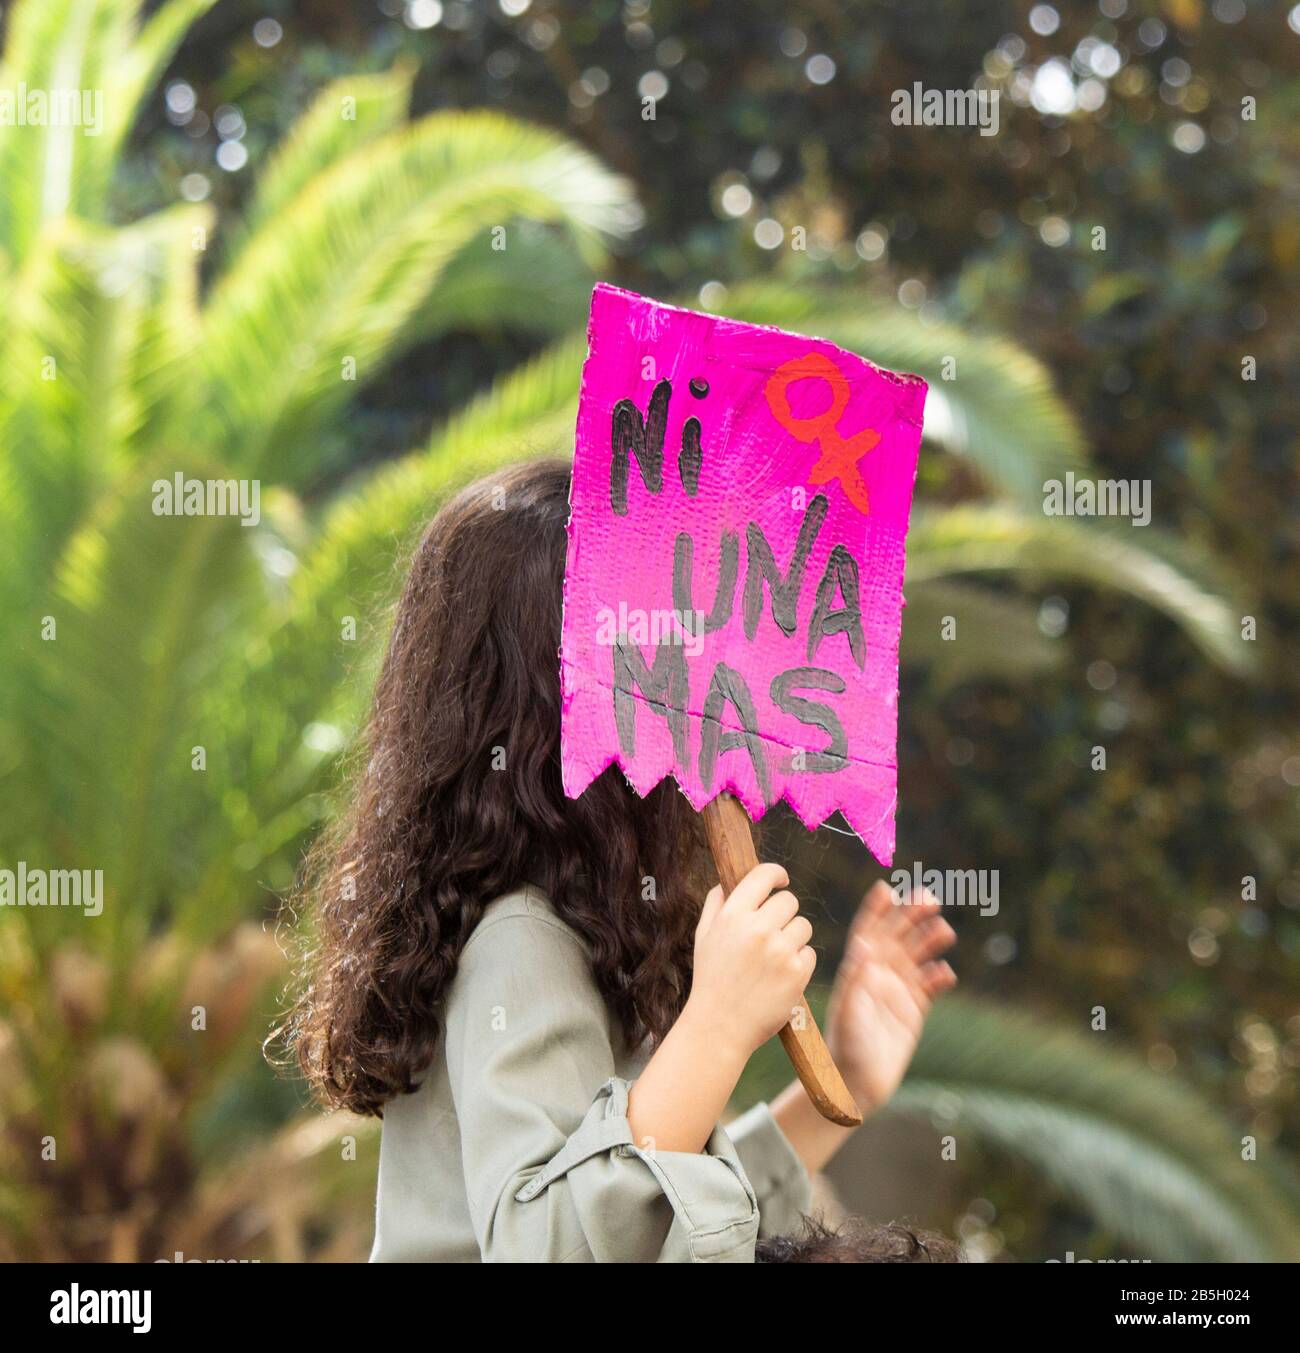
[725,1101,815,1237]
[443,909,767,1262]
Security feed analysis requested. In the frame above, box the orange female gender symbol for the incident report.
[763,351,880,515]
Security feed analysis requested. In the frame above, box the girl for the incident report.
[284,458,956,1263]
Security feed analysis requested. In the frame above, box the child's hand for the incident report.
[825,881,957,1115]
[684,863,816,1059]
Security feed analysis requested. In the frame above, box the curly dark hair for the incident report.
[756,1215,963,1263]
[277,458,710,1116]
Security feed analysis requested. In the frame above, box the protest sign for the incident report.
[561,284,927,1122]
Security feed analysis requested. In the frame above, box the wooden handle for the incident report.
[700,792,862,1128]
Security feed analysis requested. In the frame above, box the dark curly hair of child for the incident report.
[756,1215,962,1263]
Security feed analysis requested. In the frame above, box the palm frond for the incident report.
[902,580,1063,686]
[411,220,597,342]
[197,337,587,860]
[197,113,635,483]
[0,0,107,258]
[94,0,221,218]
[907,503,1257,676]
[234,64,415,243]
[0,0,216,258]
[0,211,209,873]
[0,208,207,583]
[720,282,1092,503]
[888,996,1300,1261]
[295,329,583,642]
[14,461,261,961]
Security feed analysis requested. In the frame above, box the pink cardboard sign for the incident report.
[560,284,926,865]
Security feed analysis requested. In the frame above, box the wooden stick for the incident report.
[700,792,862,1127]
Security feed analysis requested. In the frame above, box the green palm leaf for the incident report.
[0,0,104,259]
[198,112,636,483]
[93,0,221,218]
[0,209,208,806]
[0,208,206,559]
[18,462,259,964]
[0,0,217,259]
[889,996,1300,1261]
[234,64,416,243]
[903,580,1063,686]
[200,336,587,859]
[720,282,1092,503]
[907,503,1256,676]
[412,219,598,342]
[291,329,583,648]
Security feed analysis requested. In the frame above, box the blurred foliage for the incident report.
[0,0,634,1259]
[0,0,1296,1262]
[740,993,1300,1261]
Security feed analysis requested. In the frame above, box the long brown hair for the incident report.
[280,459,708,1116]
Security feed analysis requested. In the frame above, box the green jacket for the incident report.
[371,886,812,1262]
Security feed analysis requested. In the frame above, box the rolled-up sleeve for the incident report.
[444,910,764,1262]
[726,1101,814,1237]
